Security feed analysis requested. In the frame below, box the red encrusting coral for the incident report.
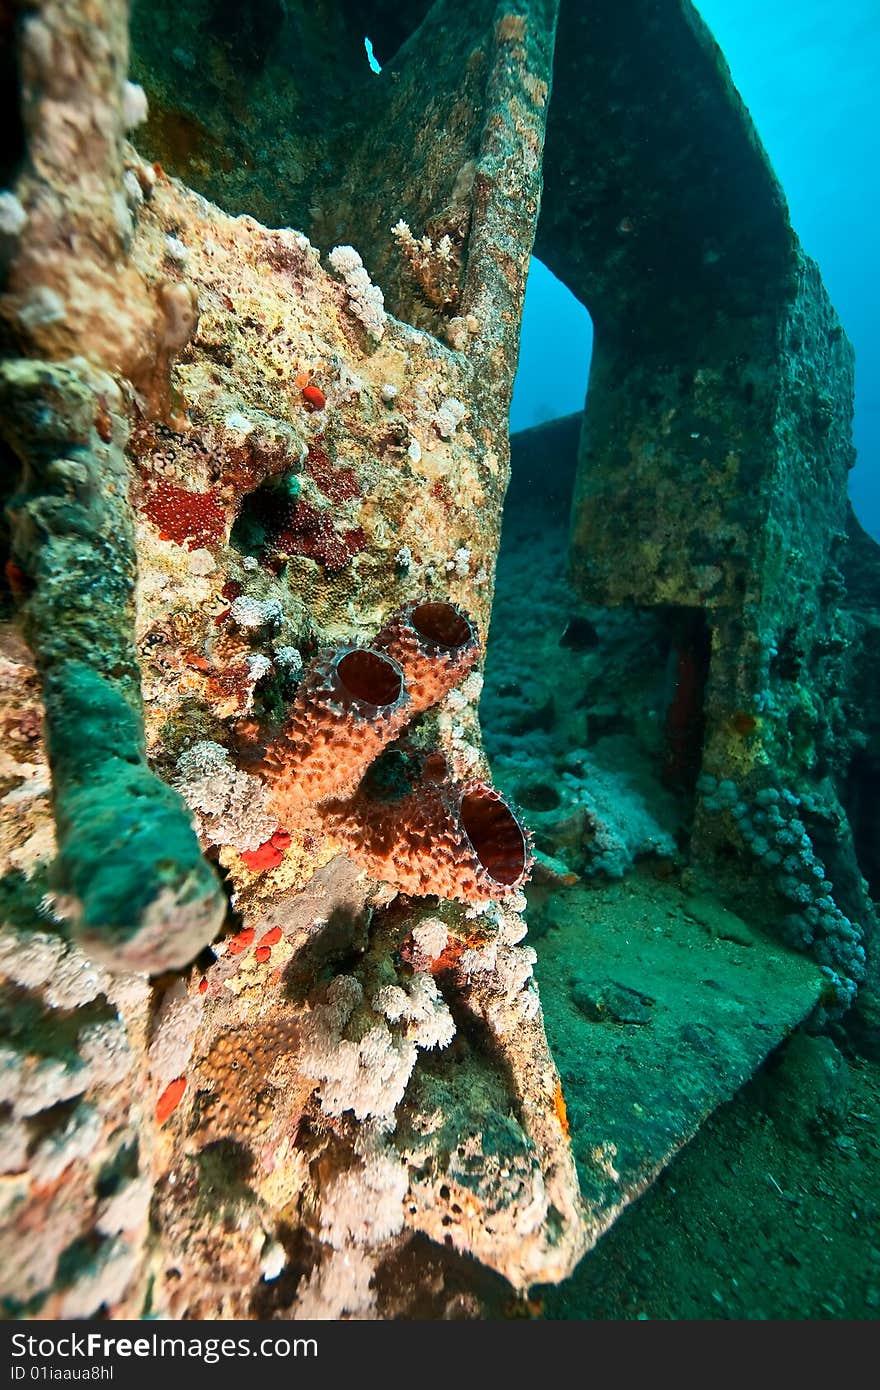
[156,1077,187,1125]
[241,841,284,872]
[430,479,455,512]
[227,927,256,956]
[240,828,291,872]
[144,481,226,549]
[305,438,361,503]
[273,497,366,572]
[301,384,326,411]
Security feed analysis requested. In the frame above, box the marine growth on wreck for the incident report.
[0,0,877,1326]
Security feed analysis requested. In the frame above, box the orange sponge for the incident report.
[323,776,532,903]
[258,604,534,904]
[263,646,410,813]
[375,600,479,712]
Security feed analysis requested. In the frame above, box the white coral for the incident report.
[77,1020,133,1086]
[460,670,484,703]
[411,916,447,963]
[174,741,276,851]
[300,971,453,1121]
[229,595,282,630]
[0,1116,28,1174]
[147,981,204,1084]
[373,971,455,1049]
[31,1103,102,1183]
[96,1177,152,1236]
[319,1152,408,1249]
[59,1238,140,1319]
[122,81,149,130]
[328,244,387,340]
[292,1246,376,1320]
[14,1056,87,1118]
[0,929,110,1009]
[434,397,466,437]
[245,653,272,682]
[274,645,303,673]
[0,191,27,237]
[445,546,471,578]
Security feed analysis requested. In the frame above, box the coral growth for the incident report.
[328,245,387,340]
[144,482,227,549]
[698,775,867,1012]
[298,971,455,1122]
[255,493,367,573]
[261,602,532,904]
[174,741,277,852]
[324,776,532,904]
[391,218,464,311]
[262,646,411,809]
[0,0,581,1318]
[375,599,480,714]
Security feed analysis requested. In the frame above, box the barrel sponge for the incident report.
[375,600,480,714]
[263,646,411,813]
[323,777,532,904]
[258,604,533,904]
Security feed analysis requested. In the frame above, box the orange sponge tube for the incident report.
[375,600,480,713]
[323,776,532,903]
[263,646,410,812]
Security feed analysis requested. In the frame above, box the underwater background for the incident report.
[511,0,880,540]
[1,0,879,1324]
[493,0,880,1318]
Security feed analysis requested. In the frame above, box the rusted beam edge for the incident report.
[461,0,559,412]
[1,357,226,973]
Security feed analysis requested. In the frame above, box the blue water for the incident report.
[509,259,592,436]
[511,0,880,541]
